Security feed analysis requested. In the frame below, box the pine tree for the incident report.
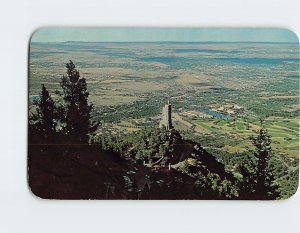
[250,127,279,199]
[29,84,57,143]
[60,60,98,144]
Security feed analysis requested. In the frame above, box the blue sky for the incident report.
[31,28,299,43]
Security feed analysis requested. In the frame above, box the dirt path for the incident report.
[173,113,193,128]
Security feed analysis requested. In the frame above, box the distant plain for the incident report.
[29,42,299,158]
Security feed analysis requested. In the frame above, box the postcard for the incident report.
[28,28,299,200]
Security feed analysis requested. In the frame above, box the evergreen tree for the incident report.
[235,161,257,199]
[60,60,98,144]
[29,84,57,143]
[250,127,279,199]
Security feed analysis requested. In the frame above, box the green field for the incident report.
[185,117,299,157]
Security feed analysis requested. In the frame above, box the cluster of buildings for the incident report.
[209,103,244,116]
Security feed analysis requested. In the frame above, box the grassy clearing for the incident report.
[282,139,299,147]
[223,145,247,153]
[236,122,246,130]
[192,120,220,133]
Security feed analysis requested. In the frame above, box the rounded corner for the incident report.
[280,27,299,44]
[29,27,49,47]
[280,183,300,201]
[27,177,51,200]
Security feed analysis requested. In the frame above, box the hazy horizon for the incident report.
[31,28,299,43]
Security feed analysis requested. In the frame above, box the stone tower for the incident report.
[159,100,173,130]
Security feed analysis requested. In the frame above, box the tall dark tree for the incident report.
[235,161,257,199]
[29,84,57,143]
[60,60,98,144]
[250,127,279,199]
